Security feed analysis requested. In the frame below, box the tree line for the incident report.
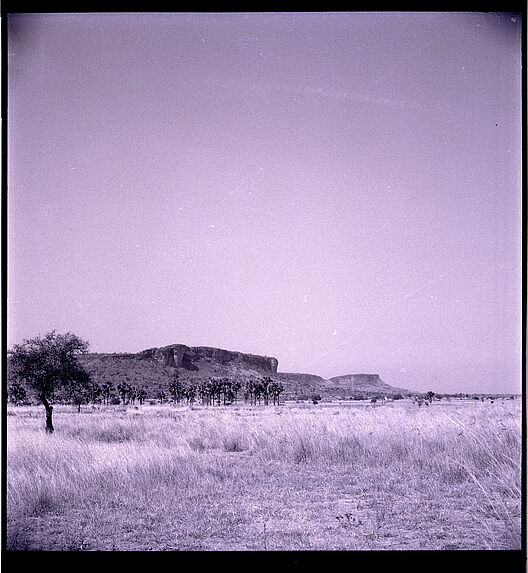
[138,373,285,407]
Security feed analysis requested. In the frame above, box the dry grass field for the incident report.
[5,399,522,551]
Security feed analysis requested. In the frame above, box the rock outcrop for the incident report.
[139,344,279,374]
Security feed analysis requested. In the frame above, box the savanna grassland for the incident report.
[6,399,522,551]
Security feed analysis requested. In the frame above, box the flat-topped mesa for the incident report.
[328,374,383,386]
[323,373,411,395]
[139,344,279,374]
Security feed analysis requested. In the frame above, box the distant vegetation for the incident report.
[7,331,519,422]
[8,350,517,411]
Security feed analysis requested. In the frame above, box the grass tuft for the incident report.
[6,400,521,550]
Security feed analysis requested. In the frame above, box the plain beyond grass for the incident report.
[6,399,522,551]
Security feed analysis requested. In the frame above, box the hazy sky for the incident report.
[7,12,522,393]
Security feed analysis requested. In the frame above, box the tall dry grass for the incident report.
[6,400,522,550]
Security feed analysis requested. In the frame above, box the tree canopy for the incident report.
[8,331,91,432]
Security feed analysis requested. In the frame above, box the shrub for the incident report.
[223,433,247,452]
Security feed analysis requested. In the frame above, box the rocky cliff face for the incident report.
[139,344,279,374]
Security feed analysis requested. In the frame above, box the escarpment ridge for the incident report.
[80,342,412,399]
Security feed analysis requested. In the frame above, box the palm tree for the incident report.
[101,382,114,405]
[117,382,130,405]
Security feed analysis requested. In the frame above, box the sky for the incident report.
[7,12,523,394]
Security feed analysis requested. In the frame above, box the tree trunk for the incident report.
[40,395,54,434]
